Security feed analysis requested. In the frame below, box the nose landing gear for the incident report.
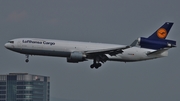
[25,55,29,63]
[25,59,29,63]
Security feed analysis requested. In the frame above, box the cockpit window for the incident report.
[8,41,14,43]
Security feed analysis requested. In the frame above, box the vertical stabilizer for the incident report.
[148,22,173,40]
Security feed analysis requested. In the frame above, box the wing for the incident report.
[85,46,130,56]
[85,46,130,63]
[83,38,140,63]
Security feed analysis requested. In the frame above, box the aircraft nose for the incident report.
[4,43,11,49]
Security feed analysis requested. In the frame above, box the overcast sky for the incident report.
[1,0,180,101]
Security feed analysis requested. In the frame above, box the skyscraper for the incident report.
[0,73,50,101]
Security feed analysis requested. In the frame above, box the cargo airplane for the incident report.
[5,22,176,69]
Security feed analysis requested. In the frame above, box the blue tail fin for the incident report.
[148,22,173,40]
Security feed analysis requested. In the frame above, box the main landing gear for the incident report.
[90,59,102,69]
[25,55,29,63]
[90,63,102,69]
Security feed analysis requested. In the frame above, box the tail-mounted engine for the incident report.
[138,37,176,50]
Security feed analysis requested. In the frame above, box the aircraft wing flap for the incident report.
[85,46,130,56]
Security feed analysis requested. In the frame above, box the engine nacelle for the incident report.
[138,37,176,49]
[67,52,86,63]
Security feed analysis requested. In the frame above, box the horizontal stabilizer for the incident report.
[146,48,169,56]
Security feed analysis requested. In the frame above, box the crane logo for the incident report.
[157,28,167,39]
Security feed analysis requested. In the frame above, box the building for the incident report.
[0,73,50,101]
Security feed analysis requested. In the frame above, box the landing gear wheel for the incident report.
[95,66,99,69]
[97,63,102,67]
[90,63,102,69]
[90,64,94,69]
[95,63,101,69]
[25,59,29,63]
[90,58,103,69]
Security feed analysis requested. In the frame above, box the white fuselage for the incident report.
[5,38,168,62]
